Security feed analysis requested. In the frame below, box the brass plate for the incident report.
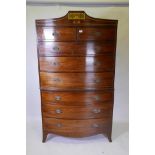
[68,13,85,20]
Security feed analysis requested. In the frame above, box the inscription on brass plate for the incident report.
[68,13,85,20]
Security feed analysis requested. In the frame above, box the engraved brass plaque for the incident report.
[68,13,85,20]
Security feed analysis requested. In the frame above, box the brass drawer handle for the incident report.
[53,46,60,51]
[95,32,101,36]
[78,29,83,33]
[53,78,61,82]
[94,79,100,83]
[56,123,62,127]
[55,96,61,101]
[52,32,59,36]
[94,62,101,66]
[93,96,100,101]
[92,123,99,128]
[95,46,101,51]
[92,109,101,114]
[52,62,60,66]
[55,109,62,114]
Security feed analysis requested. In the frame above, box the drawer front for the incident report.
[37,27,76,41]
[39,56,115,72]
[42,104,112,119]
[41,91,113,106]
[43,118,110,137]
[77,27,116,41]
[40,72,114,90]
[38,42,115,56]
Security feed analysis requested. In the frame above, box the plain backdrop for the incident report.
[26,6,129,123]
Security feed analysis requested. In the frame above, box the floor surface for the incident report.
[27,120,128,155]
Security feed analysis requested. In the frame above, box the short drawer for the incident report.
[42,104,112,119]
[40,72,114,90]
[38,42,115,56]
[77,27,116,41]
[36,27,76,41]
[39,56,115,72]
[41,91,113,106]
[43,118,110,137]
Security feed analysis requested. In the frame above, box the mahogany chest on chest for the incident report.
[36,11,118,142]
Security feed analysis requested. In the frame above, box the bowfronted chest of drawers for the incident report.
[36,11,118,142]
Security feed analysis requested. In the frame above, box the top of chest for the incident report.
[35,11,118,27]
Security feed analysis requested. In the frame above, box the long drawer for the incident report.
[43,118,110,137]
[42,103,112,119]
[40,72,114,90]
[39,56,114,72]
[41,91,113,105]
[38,42,115,56]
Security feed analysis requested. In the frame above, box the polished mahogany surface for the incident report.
[38,42,115,56]
[41,91,113,105]
[42,103,113,119]
[39,56,114,72]
[77,27,116,41]
[36,11,118,143]
[43,118,111,137]
[40,72,114,90]
[37,27,76,41]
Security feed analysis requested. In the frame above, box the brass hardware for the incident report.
[93,96,100,101]
[92,109,101,114]
[94,62,101,66]
[53,78,61,82]
[52,32,59,36]
[94,79,100,83]
[55,96,61,101]
[53,46,60,51]
[92,123,99,128]
[79,29,83,33]
[95,32,101,36]
[68,13,85,20]
[95,46,101,51]
[52,62,60,66]
[56,123,62,127]
[55,109,62,114]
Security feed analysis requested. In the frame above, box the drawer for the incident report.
[38,42,115,56]
[41,91,113,106]
[42,104,112,119]
[77,27,116,41]
[43,118,110,137]
[36,27,76,41]
[39,56,115,72]
[40,72,114,90]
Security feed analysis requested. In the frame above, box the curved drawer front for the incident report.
[77,27,116,41]
[43,118,110,137]
[42,104,112,119]
[37,27,76,41]
[39,56,114,72]
[38,42,115,56]
[40,72,114,90]
[41,91,113,105]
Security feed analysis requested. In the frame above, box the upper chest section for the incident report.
[36,11,118,42]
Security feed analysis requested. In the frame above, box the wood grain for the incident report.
[41,91,113,105]
[40,72,114,90]
[38,42,115,56]
[39,56,115,72]
[43,118,110,138]
[37,27,76,41]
